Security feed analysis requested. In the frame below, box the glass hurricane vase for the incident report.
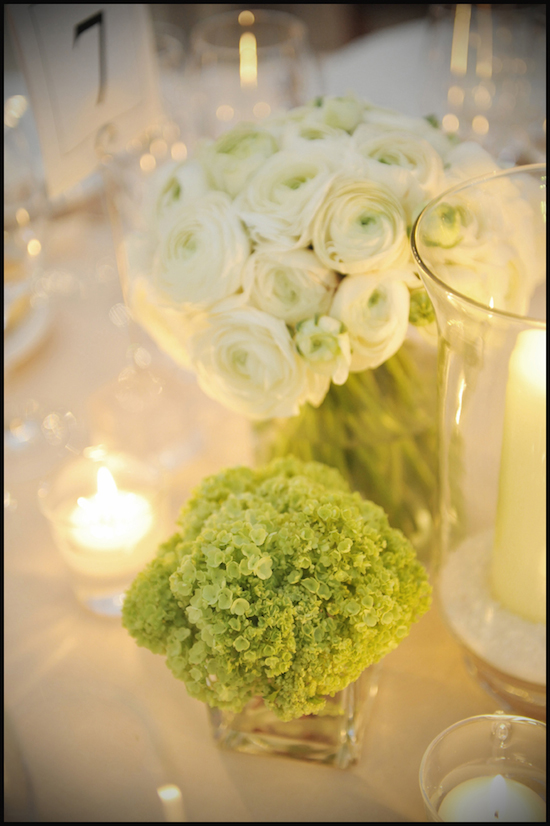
[208,663,381,768]
[412,163,546,720]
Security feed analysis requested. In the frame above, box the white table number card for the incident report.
[7,4,163,199]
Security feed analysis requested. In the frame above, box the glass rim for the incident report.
[411,163,547,327]
[418,712,547,818]
[190,8,308,54]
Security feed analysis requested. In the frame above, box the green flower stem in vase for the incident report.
[254,336,438,564]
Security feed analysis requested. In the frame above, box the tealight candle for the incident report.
[438,774,546,822]
[419,714,546,824]
[38,448,167,615]
[69,467,153,556]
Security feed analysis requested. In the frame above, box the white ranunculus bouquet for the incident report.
[126,94,523,423]
[121,95,544,558]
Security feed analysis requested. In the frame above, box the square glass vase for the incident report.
[207,663,382,768]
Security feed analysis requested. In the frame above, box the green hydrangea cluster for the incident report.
[122,456,431,720]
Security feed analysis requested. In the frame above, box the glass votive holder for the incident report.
[185,8,321,140]
[38,446,169,617]
[419,713,546,822]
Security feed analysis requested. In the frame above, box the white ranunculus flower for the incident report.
[362,105,454,158]
[195,123,279,199]
[304,370,331,408]
[426,248,530,314]
[147,160,211,233]
[128,277,197,370]
[243,247,338,324]
[352,126,445,207]
[294,315,351,385]
[442,141,500,185]
[417,187,538,314]
[311,176,410,275]
[304,94,368,133]
[152,191,249,308]
[186,307,311,419]
[234,148,335,247]
[330,272,410,371]
[278,118,352,153]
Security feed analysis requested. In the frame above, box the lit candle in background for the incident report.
[491,329,546,624]
[69,466,153,553]
[239,31,257,87]
[157,784,186,823]
[450,3,471,77]
[38,449,165,615]
[56,464,156,581]
[438,774,546,822]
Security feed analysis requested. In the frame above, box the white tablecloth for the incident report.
[4,19,543,823]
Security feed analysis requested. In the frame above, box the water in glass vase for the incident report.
[208,663,381,768]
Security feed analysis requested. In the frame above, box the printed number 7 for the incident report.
[74,10,106,104]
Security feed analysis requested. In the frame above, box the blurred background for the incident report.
[4,5,431,70]
[147,4,432,53]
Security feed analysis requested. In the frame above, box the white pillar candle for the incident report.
[491,329,546,624]
[438,775,546,822]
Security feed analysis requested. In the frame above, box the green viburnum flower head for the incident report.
[122,456,431,721]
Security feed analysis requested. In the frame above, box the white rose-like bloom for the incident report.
[243,247,338,324]
[186,307,310,419]
[128,277,197,370]
[153,191,249,308]
[305,94,368,133]
[234,148,335,247]
[417,188,538,314]
[195,123,279,199]
[311,176,410,275]
[278,119,352,153]
[352,125,445,211]
[147,160,210,233]
[330,272,410,371]
[442,141,500,186]
[294,315,351,385]
[362,105,454,158]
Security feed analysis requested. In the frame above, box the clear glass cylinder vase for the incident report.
[208,662,381,768]
[412,164,546,719]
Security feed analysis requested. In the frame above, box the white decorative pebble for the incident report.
[438,530,546,686]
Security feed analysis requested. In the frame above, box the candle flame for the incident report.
[489,775,507,818]
[72,465,154,551]
[97,466,118,498]
[77,467,118,515]
[239,32,257,88]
